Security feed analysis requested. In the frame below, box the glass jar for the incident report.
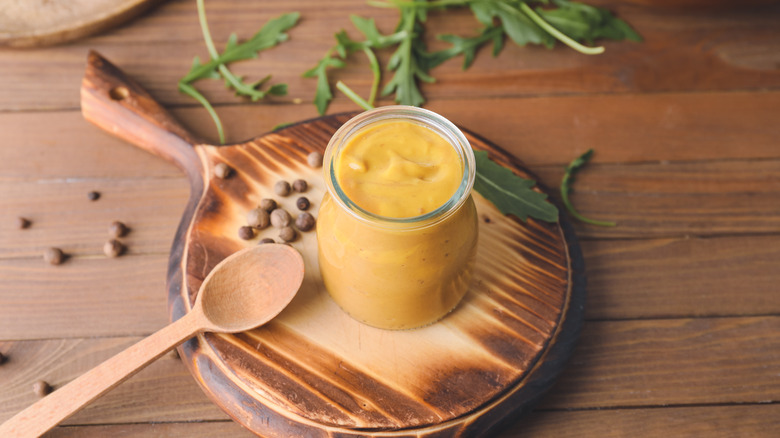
[317,106,478,330]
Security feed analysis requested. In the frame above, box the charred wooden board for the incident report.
[80,51,585,437]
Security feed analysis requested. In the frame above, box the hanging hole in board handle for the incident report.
[109,86,130,101]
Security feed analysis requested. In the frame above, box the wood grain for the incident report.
[0,0,163,48]
[39,404,780,438]
[0,0,778,111]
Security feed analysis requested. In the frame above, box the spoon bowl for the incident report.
[0,243,305,438]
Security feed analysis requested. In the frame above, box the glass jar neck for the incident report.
[323,106,475,230]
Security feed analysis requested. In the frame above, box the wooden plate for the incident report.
[81,51,585,437]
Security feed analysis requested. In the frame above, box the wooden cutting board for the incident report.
[80,51,585,437]
[0,0,162,48]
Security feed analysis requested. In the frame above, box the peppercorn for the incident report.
[307,151,323,168]
[16,217,31,229]
[270,208,292,228]
[258,237,275,245]
[33,380,52,397]
[104,239,125,258]
[259,198,277,212]
[44,247,65,265]
[292,179,308,193]
[279,226,297,242]
[295,212,316,232]
[274,180,291,197]
[108,221,129,238]
[238,226,255,240]
[87,191,101,201]
[294,197,309,211]
[214,162,232,179]
[246,208,270,229]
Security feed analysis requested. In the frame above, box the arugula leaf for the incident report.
[428,24,504,70]
[179,3,299,143]
[473,150,559,222]
[303,54,347,115]
[560,149,616,226]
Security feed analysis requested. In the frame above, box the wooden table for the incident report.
[2,1,779,436]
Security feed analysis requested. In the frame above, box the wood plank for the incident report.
[0,255,170,339]
[0,178,188,258]
[3,317,780,426]
[42,404,780,438]
[539,316,780,409]
[0,338,226,425]
[507,404,780,438]
[1,91,778,181]
[536,158,780,239]
[0,0,778,111]
[583,234,780,320]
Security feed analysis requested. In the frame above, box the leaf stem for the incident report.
[336,81,374,111]
[178,82,225,144]
[519,2,605,55]
[561,149,616,226]
[364,47,380,106]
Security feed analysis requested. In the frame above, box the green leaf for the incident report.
[303,54,346,115]
[473,150,558,222]
[428,24,504,70]
[560,149,616,226]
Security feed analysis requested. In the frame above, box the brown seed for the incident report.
[295,212,316,232]
[104,239,125,258]
[16,217,31,229]
[108,221,129,238]
[296,196,310,211]
[279,226,297,242]
[274,180,291,197]
[33,380,52,397]
[307,151,323,168]
[246,208,270,229]
[292,179,308,193]
[270,208,292,228]
[87,191,101,201]
[0,351,6,364]
[214,162,232,179]
[258,237,275,245]
[238,226,255,240]
[43,247,65,265]
[259,198,277,212]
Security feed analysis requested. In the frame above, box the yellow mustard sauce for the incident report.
[318,112,478,330]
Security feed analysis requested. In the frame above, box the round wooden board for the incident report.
[80,52,585,437]
[171,118,584,436]
[0,0,162,48]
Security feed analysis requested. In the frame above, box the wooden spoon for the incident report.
[0,243,304,438]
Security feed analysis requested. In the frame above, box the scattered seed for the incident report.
[44,247,65,265]
[270,209,292,228]
[16,217,31,229]
[104,239,125,258]
[279,226,297,242]
[108,221,129,238]
[246,208,270,229]
[33,380,52,397]
[292,179,308,193]
[87,191,101,201]
[295,212,316,232]
[259,198,277,212]
[238,226,255,240]
[274,180,291,197]
[258,237,275,245]
[214,162,232,179]
[307,151,323,168]
[296,197,310,211]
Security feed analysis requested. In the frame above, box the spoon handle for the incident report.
[0,312,202,438]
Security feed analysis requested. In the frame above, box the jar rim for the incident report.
[323,106,475,229]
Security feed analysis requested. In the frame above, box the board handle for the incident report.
[81,50,202,177]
